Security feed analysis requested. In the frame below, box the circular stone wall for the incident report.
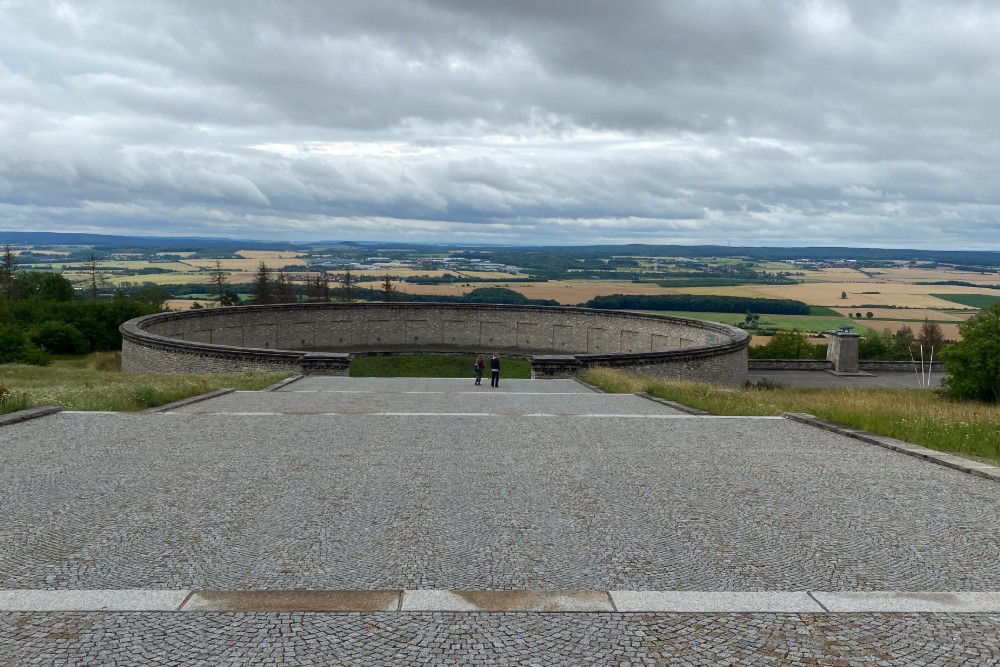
[120,302,750,386]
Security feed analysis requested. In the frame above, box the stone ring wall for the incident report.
[120,303,750,386]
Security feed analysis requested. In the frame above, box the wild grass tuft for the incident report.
[0,354,289,413]
[583,367,1000,464]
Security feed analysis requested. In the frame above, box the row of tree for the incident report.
[583,294,812,315]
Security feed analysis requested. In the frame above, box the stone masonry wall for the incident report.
[121,303,749,384]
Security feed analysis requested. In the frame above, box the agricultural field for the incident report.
[181,257,308,271]
[395,280,677,304]
[932,293,1000,308]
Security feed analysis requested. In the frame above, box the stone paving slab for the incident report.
[3,411,1000,592]
[170,389,685,415]
[611,591,823,613]
[0,590,189,612]
[2,611,998,665]
[278,376,594,393]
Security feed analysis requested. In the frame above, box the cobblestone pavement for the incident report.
[2,611,998,666]
[279,377,593,393]
[3,409,998,591]
[173,389,684,415]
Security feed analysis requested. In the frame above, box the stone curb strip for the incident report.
[0,406,61,428]
[142,389,234,413]
[783,412,1000,483]
[637,392,710,415]
[263,374,304,391]
[3,590,1000,613]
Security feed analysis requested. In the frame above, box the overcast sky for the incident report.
[1,1,998,248]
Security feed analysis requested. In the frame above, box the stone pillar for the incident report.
[826,331,860,373]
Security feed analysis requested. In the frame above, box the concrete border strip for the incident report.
[143,389,234,413]
[0,406,61,428]
[264,375,304,391]
[0,590,190,612]
[637,392,710,415]
[5,589,1000,613]
[783,412,1000,483]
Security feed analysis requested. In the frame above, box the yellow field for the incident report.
[181,258,308,271]
[728,282,999,308]
[236,250,306,259]
[396,280,674,304]
[866,321,963,340]
[872,267,1000,283]
[796,267,871,282]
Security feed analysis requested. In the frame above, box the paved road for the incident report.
[749,369,945,389]
[2,378,998,665]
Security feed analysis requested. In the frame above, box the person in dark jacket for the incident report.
[474,354,485,385]
[490,353,501,388]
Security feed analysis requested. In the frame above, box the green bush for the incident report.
[748,330,827,359]
[30,321,91,355]
[942,303,1000,403]
[0,325,51,366]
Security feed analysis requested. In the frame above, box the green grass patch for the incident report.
[350,354,532,379]
[808,306,842,316]
[0,352,288,413]
[643,310,860,334]
[583,368,1000,464]
[931,293,1000,309]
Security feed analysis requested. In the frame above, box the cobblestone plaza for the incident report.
[2,377,999,664]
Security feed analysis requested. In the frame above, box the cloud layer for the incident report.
[1,0,998,248]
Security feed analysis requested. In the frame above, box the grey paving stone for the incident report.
[3,409,1000,592]
[278,376,593,393]
[170,389,683,415]
[2,611,998,666]
[610,591,823,613]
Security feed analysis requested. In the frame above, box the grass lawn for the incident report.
[350,354,532,379]
[583,368,1000,464]
[932,293,1000,309]
[643,310,863,334]
[0,353,289,414]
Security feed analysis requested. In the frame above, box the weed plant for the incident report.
[0,353,288,413]
[583,367,1000,464]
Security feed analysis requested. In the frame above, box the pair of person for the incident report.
[475,353,501,387]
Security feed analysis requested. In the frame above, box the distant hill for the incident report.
[0,231,296,251]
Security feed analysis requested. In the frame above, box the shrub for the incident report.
[748,330,827,359]
[942,303,1000,402]
[0,325,51,365]
[30,321,91,355]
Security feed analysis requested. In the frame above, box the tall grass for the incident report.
[0,353,289,413]
[583,367,1000,464]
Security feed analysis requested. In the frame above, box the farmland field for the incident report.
[931,293,1000,308]
[642,310,868,335]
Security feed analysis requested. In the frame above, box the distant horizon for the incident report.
[1,229,998,258]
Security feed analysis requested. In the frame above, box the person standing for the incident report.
[474,354,485,385]
[490,353,501,388]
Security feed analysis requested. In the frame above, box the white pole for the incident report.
[927,346,934,388]
[910,346,921,386]
[920,345,926,388]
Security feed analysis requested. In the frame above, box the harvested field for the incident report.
[236,250,306,259]
[746,282,1000,308]
[182,258,308,271]
[396,280,675,304]
[872,267,1000,283]
[797,267,871,282]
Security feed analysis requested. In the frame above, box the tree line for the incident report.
[582,294,811,315]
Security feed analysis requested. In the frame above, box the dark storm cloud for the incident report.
[0,0,998,247]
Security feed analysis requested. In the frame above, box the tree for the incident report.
[841,291,847,299]
[941,303,1000,402]
[1,245,17,300]
[220,289,242,306]
[381,274,397,301]
[210,260,229,303]
[133,283,169,310]
[339,270,355,302]
[274,271,297,303]
[85,254,111,300]
[866,312,874,319]
[15,271,75,301]
[748,329,826,360]
[917,318,945,353]
[251,261,273,304]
